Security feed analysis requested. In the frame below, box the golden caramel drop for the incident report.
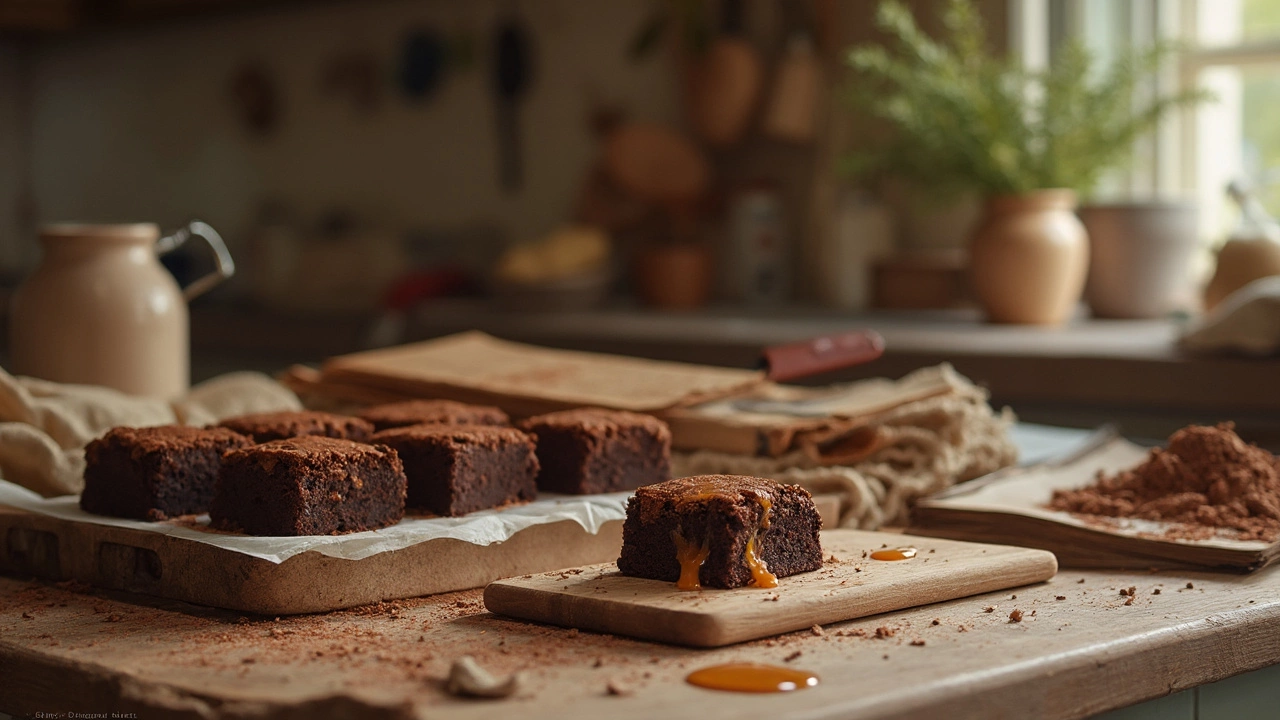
[672,530,710,591]
[744,535,778,588]
[686,663,820,693]
[870,547,917,561]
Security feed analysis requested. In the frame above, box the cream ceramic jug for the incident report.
[9,221,234,399]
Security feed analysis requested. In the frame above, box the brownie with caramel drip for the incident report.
[218,410,373,444]
[210,436,406,536]
[617,475,823,589]
[80,426,253,521]
[371,424,538,516]
[517,408,671,494]
[357,399,510,432]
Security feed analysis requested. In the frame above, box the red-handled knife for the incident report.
[760,330,884,382]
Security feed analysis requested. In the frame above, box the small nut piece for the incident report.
[445,655,521,699]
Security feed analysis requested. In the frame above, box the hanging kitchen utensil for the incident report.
[492,8,534,192]
[229,63,279,136]
[684,0,762,148]
[399,29,448,102]
[762,0,821,143]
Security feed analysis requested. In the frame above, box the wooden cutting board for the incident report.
[483,529,1058,647]
[0,506,622,615]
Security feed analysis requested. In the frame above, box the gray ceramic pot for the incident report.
[1079,201,1200,319]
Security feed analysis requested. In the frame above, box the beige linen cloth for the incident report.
[672,373,1017,530]
[0,367,301,497]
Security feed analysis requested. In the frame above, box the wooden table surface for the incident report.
[3,557,1279,719]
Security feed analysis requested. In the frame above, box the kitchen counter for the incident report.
[2,555,1279,719]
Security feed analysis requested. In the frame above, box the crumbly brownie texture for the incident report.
[357,399,510,432]
[218,410,374,443]
[371,425,538,516]
[616,474,823,589]
[209,436,406,536]
[517,408,671,494]
[80,426,253,521]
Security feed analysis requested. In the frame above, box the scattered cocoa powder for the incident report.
[1050,424,1280,541]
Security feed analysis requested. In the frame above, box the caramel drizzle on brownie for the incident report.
[746,498,779,588]
[672,530,710,591]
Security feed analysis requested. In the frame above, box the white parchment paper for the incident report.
[0,479,628,564]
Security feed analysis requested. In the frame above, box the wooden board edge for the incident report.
[1,507,625,614]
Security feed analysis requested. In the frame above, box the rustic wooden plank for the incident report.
[6,554,1280,720]
[484,530,1058,646]
[4,561,1280,720]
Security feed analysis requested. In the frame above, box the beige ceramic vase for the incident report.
[969,190,1089,325]
[10,222,233,398]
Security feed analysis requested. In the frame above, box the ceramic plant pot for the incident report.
[969,190,1089,325]
[1079,201,1199,319]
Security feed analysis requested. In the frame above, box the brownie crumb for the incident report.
[1153,588,1161,595]
[810,625,824,637]
[910,639,926,646]
[1124,597,1134,606]
[930,618,941,626]
[784,650,803,662]
[984,606,997,613]
[1009,609,1024,623]
[1055,595,1066,600]
[874,626,896,639]
[1186,582,1195,589]
[1078,578,1086,584]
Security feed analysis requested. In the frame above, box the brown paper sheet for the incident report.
[319,331,765,416]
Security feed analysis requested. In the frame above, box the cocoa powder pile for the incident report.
[1050,423,1280,541]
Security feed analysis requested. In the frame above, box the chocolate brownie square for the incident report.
[517,409,670,494]
[616,475,823,590]
[218,410,373,443]
[80,426,253,521]
[371,425,538,516]
[358,399,510,432]
[210,436,406,536]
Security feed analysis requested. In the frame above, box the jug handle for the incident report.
[156,220,236,301]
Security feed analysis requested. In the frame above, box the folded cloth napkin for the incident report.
[0,368,301,497]
[671,378,1017,529]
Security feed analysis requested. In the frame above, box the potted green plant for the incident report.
[847,0,1209,325]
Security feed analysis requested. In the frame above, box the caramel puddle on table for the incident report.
[686,663,820,693]
[870,547,917,561]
